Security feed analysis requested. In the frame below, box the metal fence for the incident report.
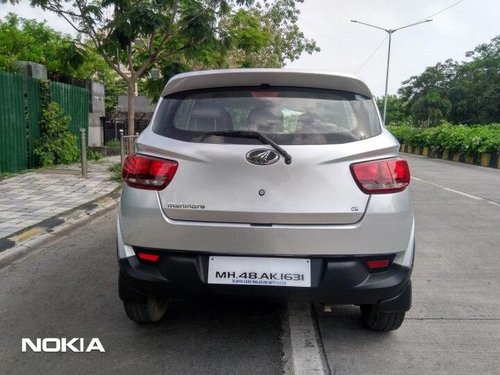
[26,78,42,168]
[0,71,88,173]
[0,72,26,173]
[120,132,138,164]
[50,81,89,145]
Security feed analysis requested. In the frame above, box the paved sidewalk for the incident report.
[0,156,121,240]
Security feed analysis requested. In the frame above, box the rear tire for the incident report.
[360,305,405,331]
[123,296,168,323]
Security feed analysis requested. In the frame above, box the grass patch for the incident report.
[0,168,37,181]
[88,148,104,161]
[0,172,15,181]
[109,162,122,182]
[106,138,121,148]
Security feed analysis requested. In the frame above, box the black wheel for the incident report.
[123,296,168,323]
[360,305,405,332]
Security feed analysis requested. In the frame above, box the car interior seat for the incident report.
[187,101,233,132]
[246,106,284,133]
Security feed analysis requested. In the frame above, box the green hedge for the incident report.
[388,123,500,155]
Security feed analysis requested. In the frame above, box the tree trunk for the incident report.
[127,79,136,136]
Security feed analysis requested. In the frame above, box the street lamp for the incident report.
[351,19,432,124]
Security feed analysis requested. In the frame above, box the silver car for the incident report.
[117,69,414,331]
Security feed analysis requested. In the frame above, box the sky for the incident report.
[1,0,499,97]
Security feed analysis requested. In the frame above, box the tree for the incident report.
[375,95,408,125]
[140,1,319,100]
[0,13,86,80]
[33,0,242,136]
[0,13,125,111]
[410,91,451,127]
[398,36,499,125]
[4,0,318,135]
[398,59,456,114]
[217,2,319,68]
[0,0,235,135]
[139,61,190,101]
[449,36,500,123]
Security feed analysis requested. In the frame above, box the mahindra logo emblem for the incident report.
[246,149,280,165]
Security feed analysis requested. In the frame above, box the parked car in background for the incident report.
[117,69,414,331]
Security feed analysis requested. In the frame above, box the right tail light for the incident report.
[351,158,410,194]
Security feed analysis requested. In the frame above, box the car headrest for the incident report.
[246,106,284,133]
[188,102,233,132]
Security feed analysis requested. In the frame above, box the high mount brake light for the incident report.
[251,91,279,98]
[351,158,410,194]
[122,155,178,190]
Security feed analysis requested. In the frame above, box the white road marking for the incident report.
[442,188,484,200]
[283,302,329,375]
[412,176,500,206]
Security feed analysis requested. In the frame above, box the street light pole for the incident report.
[351,19,432,124]
[383,32,392,124]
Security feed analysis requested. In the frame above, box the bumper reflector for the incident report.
[366,259,391,270]
[137,252,160,263]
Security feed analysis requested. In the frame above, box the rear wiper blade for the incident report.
[202,130,292,165]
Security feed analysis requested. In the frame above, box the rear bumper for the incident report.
[118,186,414,257]
[118,250,412,312]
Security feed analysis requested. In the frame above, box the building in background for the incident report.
[87,80,105,147]
[103,96,155,144]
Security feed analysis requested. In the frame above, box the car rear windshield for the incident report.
[152,87,381,145]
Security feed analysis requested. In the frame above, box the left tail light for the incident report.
[122,154,178,190]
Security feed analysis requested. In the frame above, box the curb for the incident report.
[399,145,500,169]
[0,187,121,254]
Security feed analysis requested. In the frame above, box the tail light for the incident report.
[122,155,178,190]
[350,158,410,194]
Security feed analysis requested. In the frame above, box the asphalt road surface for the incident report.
[317,155,500,374]
[1,154,499,374]
[0,211,284,375]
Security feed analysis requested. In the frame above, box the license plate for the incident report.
[207,256,311,287]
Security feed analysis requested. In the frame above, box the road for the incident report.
[317,155,500,374]
[0,211,284,375]
[1,154,499,374]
